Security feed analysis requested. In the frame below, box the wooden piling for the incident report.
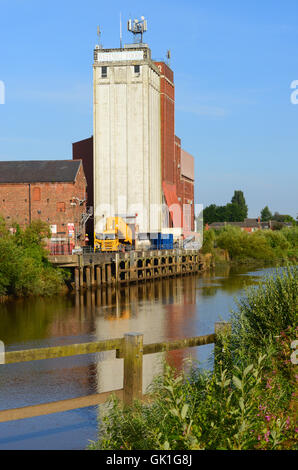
[75,268,80,291]
[86,267,91,289]
[80,268,84,289]
[91,264,95,286]
[115,253,119,284]
[96,266,101,287]
[102,265,106,285]
[107,264,112,285]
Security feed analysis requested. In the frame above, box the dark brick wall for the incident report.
[72,136,94,243]
[72,137,93,208]
[154,62,175,185]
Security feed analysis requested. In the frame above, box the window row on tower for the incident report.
[101,65,141,78]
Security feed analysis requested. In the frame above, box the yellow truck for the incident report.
[94,216,135,252]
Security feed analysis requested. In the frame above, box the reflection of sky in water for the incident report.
[0,265,279,449]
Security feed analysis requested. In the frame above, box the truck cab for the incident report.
[94,216,135,252]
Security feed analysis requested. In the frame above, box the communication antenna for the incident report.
[166,50,171,66]
[97,25,103,48]
[127,16,147,44]
[120,13,123,49]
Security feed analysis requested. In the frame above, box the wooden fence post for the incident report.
[123,333,143,406]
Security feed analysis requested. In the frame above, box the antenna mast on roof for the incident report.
[127,16,147,44]
[166,50,171,66]
[97,25,103,48]
[120,13,123,49]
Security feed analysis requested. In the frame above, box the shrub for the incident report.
[202,224,297,262]
[230,265,297,354]
[0,217,67,296]
[200,228,215,254]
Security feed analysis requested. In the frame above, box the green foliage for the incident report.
[200,228,215,254]
[261,206,272,222]
[200,224,297,262]
[215,226,273,261]
[203,204,221,225]
[89,267,297,451]
[273,212,296,224]
[231,190,248,220]
[230,265,297,353]
[203,190,248,224]
[0,217,67,297]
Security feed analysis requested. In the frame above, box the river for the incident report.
[0,264,277,450]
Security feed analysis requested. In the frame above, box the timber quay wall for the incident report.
[49,249,205,291]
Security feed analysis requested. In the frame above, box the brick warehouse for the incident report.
[0,160,87,254]
[73,57,195,241]
[155,61,195,232]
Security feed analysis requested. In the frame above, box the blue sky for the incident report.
[0,0,297,217]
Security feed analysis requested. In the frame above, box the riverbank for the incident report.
[89,265,298,451]
[201,225,298,266]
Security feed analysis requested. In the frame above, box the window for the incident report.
[57,202,65,212]
[134,65,140,74]
[101,66,107,78]
[32,187,41,201]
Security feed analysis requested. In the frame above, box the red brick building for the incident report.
[72,137,94,244]
[0,160,87,253]
[155,61,195,232]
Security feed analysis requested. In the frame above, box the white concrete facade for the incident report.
[93,46,162,234]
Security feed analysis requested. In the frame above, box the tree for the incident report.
[272,212,295,225]
[225,203,244,222]
[231,190,248,221]
[261,206,272,222]
[203,191,248,224]
[203,204,219,225]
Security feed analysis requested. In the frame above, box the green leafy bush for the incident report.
[230,265,297,354]
[0,217,67,297]
[201,225,297,262]
[200,228,215,254]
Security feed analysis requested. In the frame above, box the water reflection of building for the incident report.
[94,283,167,394]
[47,276,201,397]
[163,276,197,370]
[87,276,198,394]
